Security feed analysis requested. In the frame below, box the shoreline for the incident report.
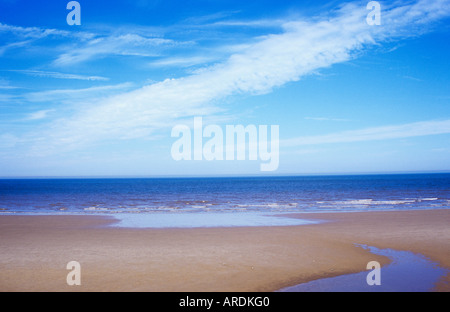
[0,209,449,291]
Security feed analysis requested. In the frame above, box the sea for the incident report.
[0,173,449,227]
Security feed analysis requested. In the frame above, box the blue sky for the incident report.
[0,0,450,177]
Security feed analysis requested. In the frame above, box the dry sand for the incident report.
[0,209,449,292]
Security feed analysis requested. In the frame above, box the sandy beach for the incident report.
[0,209,449,292]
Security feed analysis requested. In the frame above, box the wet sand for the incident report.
[0,209,448,292]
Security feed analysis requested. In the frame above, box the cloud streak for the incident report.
[25,109,55,121]
[0,22,72,39]
[282,119,450,146]
[17,0,450,154]
[304,117,352,122]
[24,83,134,103]
[11,70,109,81]
[53,33,178,66]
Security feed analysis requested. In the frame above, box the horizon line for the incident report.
[1,170,450,179]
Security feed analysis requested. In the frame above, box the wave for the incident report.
[83,207,109,211]
[319,198,443,206]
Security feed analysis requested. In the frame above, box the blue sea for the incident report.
[0,173,449,227]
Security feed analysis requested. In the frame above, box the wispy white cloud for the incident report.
[0,39,33,55]
[182,10,242,25]
[0,22,180,65]
[304,117,352,122]
[25,109,55,121]
[0,22,72,39]
[0,94,15,103]
[282,119,450,146]
[149,56,218,68]
[16,0,450,154]
[53,34,180,66]
[204,18,286,29]
[401,75,423,82]
[0,22,93,57]
[24,83,134,103]
[11,70,109,81]
[0,78,19,90]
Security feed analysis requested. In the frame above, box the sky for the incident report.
[0,0,449,177]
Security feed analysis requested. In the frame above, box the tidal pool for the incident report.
[278,245,448,292]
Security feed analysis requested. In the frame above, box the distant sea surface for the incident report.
[1,174,449,215]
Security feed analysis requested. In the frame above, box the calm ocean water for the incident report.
[0,174,449,215]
